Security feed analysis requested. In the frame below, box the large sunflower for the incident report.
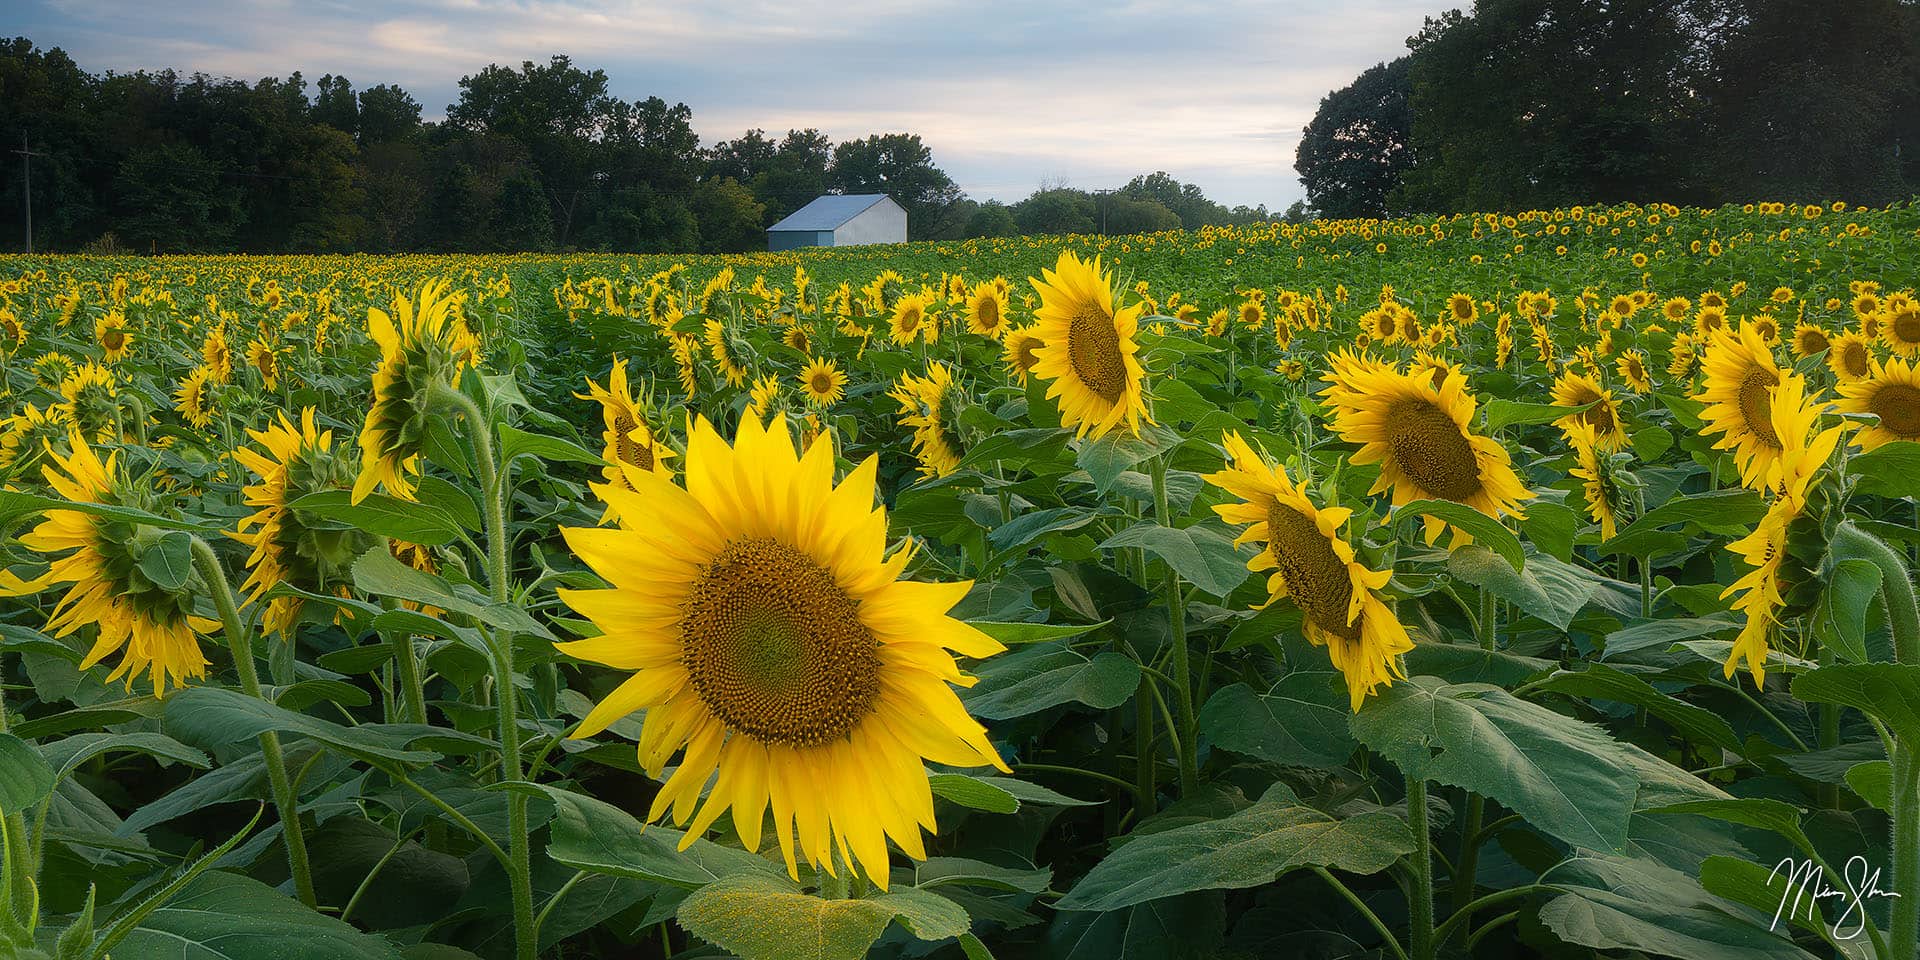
[1837,356,1920,451]
[557,413,1007,887]
[354,279,480,503]
[1027,252,1150,439]
[0,434,214,694]
[800,357,847,407]
[232,408,370,636]
[1883,299,1920,357]
[96,311,133,362]
[1205,432,1412,710]
[1696,323,1786,491]
[1319,355,1532,545]
[1827,331,1874,382]
[966,284,1009,340]
[1551,370,1628,450]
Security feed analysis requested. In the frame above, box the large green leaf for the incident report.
[1053,787,1413,911]
[350,546,552,639]
[1391,499,1524,571]
[288,490,464,546]
[1534,664,1742,752]
[1601,488,1765,558]
[1791,664,1920,746]
[0,490,219,534]
[111,870,404,959]
[960,645,1140,719]
[1099,522,1252,597]
[1350,676,1637,852]
[967,619,1109,646]
[513,783,779,888]
[0,733,55,814]
[163,686,452,766]
[1446,545,1592,630]
[1848,441,1920,500]
[677,873,970,960]
[1539,856,1818,960]
[1196,676,1354,769]
[1602,616,1739,659]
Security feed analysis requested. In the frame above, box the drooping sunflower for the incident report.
[248,336,283,390]
[0,434,214,694]
[1319,355,1532,545]
[1616,350,1653,393]
[0,307,26,349]
[1837,356,1920,451]
[96,311,134,362]
[799,357,847,407]
[232,408,370,636]
[966,284,1009,340]
[59,362,120,443]
[202,325,234,383]
[1204,432,1412,711]
[1696,323,1787,491]
[890,364,965,479]
[1027,251,1150,440]
[557,413,1008,887]
[704,319,749,388]
[579,358,677,495]
[1828,331,1874,382]
[1790,322,1831,360]
[174,366,217,429]
[1001,327,1042,385]
[354,279,481,503]
[0,403,68,473]
[1551,370,1628,451]
[1565,420,1622,541]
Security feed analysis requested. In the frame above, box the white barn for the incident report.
[766,194,907,250]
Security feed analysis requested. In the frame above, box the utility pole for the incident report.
[13,132,43,254]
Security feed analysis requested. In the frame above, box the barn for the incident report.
[766,194,907,250]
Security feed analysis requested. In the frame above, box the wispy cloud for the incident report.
[18,0,1434,208]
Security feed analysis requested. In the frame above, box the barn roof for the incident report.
[767,194,896,232]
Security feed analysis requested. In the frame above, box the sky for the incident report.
[15,0,1441,210]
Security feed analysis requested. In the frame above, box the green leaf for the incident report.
[0,733,56,814]
[498,423,605,466]
[1521,500,1580,562]
[0,490,218,533]
[1698,856,1875,960]
[1631,425,1676,462]
[1791,664,1920,746]
[350,546,553,639]
[968,619,1109,646]
[1641,797,1811,848]
[1816,558,1881,664]
[1054,789,1413,911]
[163,687,443,766]
[677,873,970,960]
[1446,546,1592,630]
[1539,856,1819,960]
[1076,424,1178,496]
[1197,676,1355,769]
[911,858,1051,893]
[960,646,1140,719]
[972,777,1098,807]
[929,774,1019,814]
[1849,441,1920,500]
[1602,616,1740,659]
[134,531,195,592]
[1350,676,1637,852]
[1601,488,1766,558]
[1534,664,1742,752]
[512,782,779,888]
[1845,761,1892,812]
[1098,522,1251,597]
[39,732,210,781]
[1483,397,1579,431]
[111,870,405,959]
[288,490,463,546]
[1390,499,1524,571]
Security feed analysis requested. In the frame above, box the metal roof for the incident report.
[766,194,895,232]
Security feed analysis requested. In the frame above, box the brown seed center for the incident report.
[1385,397,1485,501]
[1738,367,1782,448]
[1067,304,1128,401]
[1871,384,1920,438]
[1266,503,1359,642]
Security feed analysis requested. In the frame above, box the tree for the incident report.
[828,133,962,240]
[114,143,234,251]
[964,200,1018,237]
[1102,195,1182,235]
[357,84,420,145]
[1118,172,1232,229]
[447,55,614,246]
[1295,58,1411,219]
[312,74,357,137]
[692,177,766,252]
[1014,188,1096,236]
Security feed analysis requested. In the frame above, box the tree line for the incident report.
[1295,0,1920,219]
[0,40,1269,254]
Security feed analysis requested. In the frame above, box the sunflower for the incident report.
[1565,420,1622,540]
[1001,327,1042,385]
[174,366,217,429]
[1616,350,1653,392]
[0,307,24,348]
[1828,331,1874,383]
[1409,351,1461,392]
[1882,300,1920,357]
[96,311,133,362]
[557,413,1007,887]
[354,279,481,503]
[705,319,749,387]
[966,284,1009,340]
[232,408,369,636]
[1791,322,1831,360]
[1319,356,1532,545]
[890,365,965,479]
[800,357,847,407]
[1695,306,1728,339]
[1205,432,1412,710]
[1696,323,1788,491]
[747,374,784,420]
[0,404,68,473]
[671,334,701,396]
[248,336,283,390]
[891,293,933,345]
[579,358,677,496]
[1837,356,1920,451]
[60,362,120,443]
[1028,251,1150,440]
[0,434,214,694]
[1551,370,1628,450]
[202,325,234,382]
[1239,300,1266,329]
[1445,293,1477,324]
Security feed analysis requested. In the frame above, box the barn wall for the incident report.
[767,230,836,251]
[832,202,908,246]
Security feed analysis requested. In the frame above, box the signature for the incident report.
[1769,855,1903,940]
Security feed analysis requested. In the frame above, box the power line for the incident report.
[13,133,47,254]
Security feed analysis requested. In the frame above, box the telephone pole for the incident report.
[13,132,42,254]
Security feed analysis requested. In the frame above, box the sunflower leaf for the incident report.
[677,874,971,960]
[1390,499,1524,571]
[0,733,56,814]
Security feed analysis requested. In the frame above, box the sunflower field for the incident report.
[0,200,1919,960]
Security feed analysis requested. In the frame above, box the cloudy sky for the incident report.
[16,0,1439,210]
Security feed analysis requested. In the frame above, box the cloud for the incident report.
[18,0,1435,208]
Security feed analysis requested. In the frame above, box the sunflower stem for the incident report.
[1829,524,1920,960]
[1406,775,1434,960]
[1150,456,1198,795]
[0,662,33,934]
[427,379,535,960]
[188,537,316,909]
